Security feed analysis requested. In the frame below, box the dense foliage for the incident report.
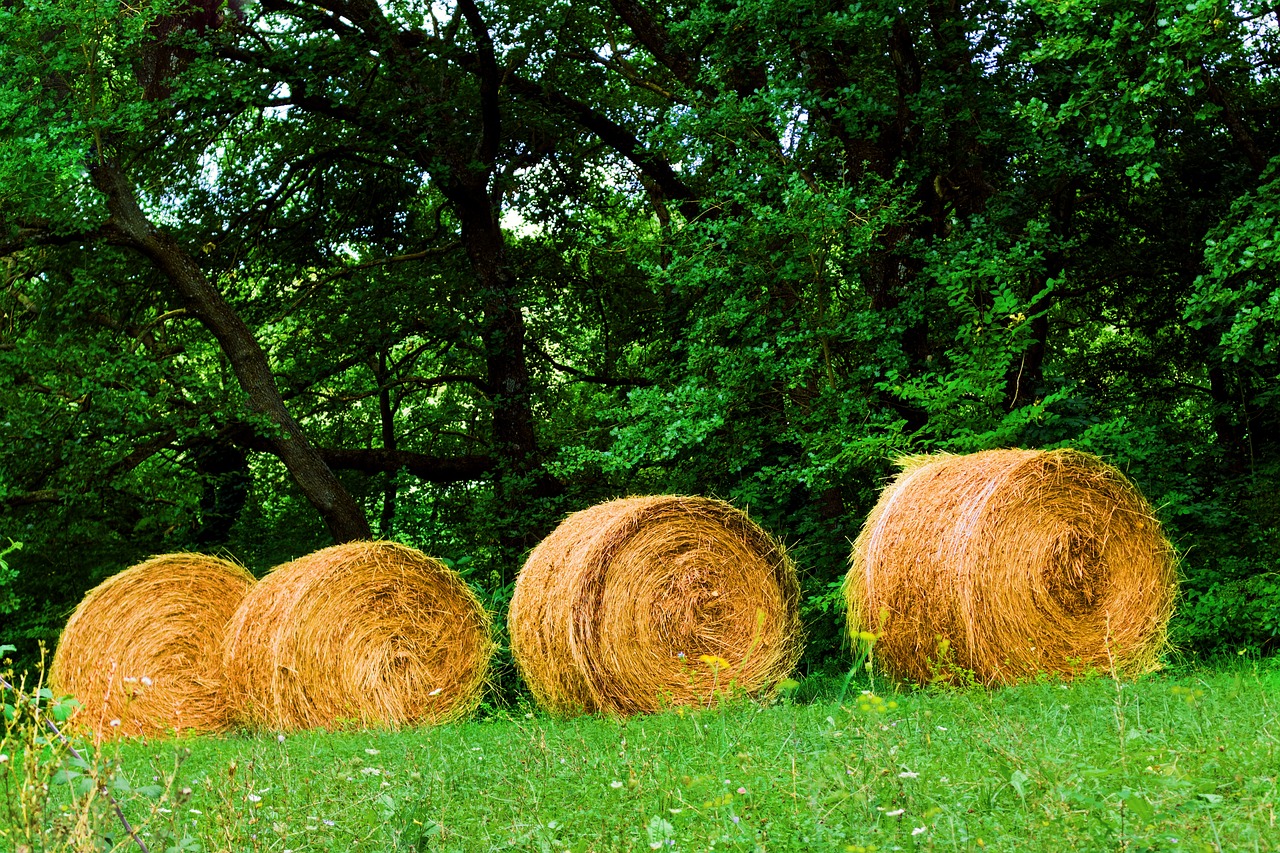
[2,0,1278,680]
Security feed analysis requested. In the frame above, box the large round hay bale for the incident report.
[509,496,803,716]
[49,553,254,739]
[845,449,1178,686]
[222,541,493,730]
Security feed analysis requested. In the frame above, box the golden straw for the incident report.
[509,496,802,716]
[845,449,1178,685]
[223,541,493,730]
[50,553,254,739]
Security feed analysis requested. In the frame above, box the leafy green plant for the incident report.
[924,636,982,690]
[1175,573,1280,655]
[0,645,117,852]
[0,541,20,619]
[0,643,212,853]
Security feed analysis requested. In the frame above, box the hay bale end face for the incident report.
[845,449,1178,686]
[222,541,493,731]
[509,496,803,716]
[49,553,254,739]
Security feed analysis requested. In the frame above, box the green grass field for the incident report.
[4,661,1278,852]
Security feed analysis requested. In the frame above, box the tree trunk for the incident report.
[451,182,548,513]
[375,349,398,538]
[192,439,251,547]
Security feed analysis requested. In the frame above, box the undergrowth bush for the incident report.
[0,645,203,853]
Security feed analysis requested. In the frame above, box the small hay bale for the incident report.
[845,448,1178,685]
[49,553,254,739]
[508,496,802,716]
[222,541,493,731]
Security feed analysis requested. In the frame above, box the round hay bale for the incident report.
[222,541,493,731]
[49,553,254,739]
[845,448,1178,686]
[509,496,802,716]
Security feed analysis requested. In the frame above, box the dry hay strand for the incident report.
[845,448,1178,686]
[222,541,493,731]
[49,553,254,739]
[509,495,802,716]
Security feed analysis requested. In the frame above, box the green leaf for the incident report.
[1124,794,1155,822]
[51,697,81,722]
[1009,770,1030,798]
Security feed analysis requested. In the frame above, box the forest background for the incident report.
[1,0,1278,692]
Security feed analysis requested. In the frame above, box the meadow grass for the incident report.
[4,660,1278,852]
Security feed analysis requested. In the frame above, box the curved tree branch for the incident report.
[0,490,63,510]
[91,156,371,542]
[606,0,698,87]
[506,75,703,221]
[529,345,656,387]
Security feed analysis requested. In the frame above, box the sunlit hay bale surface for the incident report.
[509,496,803,717]
[845,449,1178,686]
[49,553,254,739]
[222,541,493,731]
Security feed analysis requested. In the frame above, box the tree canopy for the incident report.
[3,0,1278,675]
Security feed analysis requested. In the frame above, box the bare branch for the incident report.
[0,490,63,510]
[606,0,697,86]
[456,0,502,171]
[267,242,462,324]
[529,345,656,387]
[506,75,702,221]
[320,448,493,481]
